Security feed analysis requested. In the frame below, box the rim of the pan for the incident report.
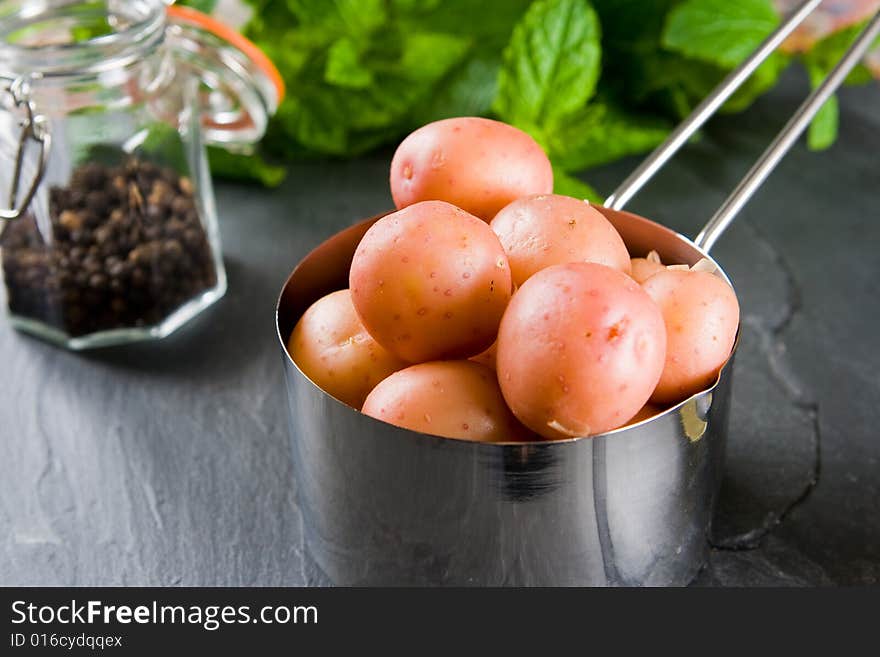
[274,208,740,447]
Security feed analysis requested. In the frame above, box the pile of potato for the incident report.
[288,117,739,441]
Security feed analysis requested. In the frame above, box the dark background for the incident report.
[1,70,877,586]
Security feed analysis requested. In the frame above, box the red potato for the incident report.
[288,290,407,409]
[362,360,528,441]
[390,117,553,221]
[491,194,631,286]
[630,250,665,284]
[622,403,665,428]
[642,269,740,404]
[349,200,512,363]
[497,262,667,439]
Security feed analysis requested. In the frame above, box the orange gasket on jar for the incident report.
[165,4,285,104]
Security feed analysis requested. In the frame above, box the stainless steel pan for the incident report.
[275,3,879,585]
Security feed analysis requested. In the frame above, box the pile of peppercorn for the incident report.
[0,158,217,337]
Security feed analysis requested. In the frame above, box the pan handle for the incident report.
[603,0,822,213]
[695,12,880,251]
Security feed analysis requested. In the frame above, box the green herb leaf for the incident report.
[207,147,287,187]
[391,0,442,12]
[493,0,601,128]
[546,102,670,172]
[800,22,874,151]
[411,52,503,124]
[804,52,839,152]
[722,52,789,112]
[552,168,602,203]
[397,32,472,80]
[663,0,779,68]
[180,0,218,13]
[325,38,374,89]
[218,0,874,185]
[394,0,533,49]
[806,93,838,151]
[622,46,788,120]
[402,0,530,128]
[802,21,880,90]
[255,12,469,157]
[591,0,679,48]
[287,0,387,34]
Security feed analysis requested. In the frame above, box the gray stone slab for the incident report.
[1,71,878,585]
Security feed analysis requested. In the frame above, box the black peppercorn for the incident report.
[0,158,218,337]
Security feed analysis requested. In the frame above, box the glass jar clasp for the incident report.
[1,74,52,221]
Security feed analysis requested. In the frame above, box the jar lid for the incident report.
[165,4,283,147]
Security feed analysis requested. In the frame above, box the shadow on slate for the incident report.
[79,256,268,381]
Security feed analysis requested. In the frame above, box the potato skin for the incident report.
[390,117,553,221]
[349,201,512,363]
[491,194,631,286]
[288,290,407,409]
[642,270,740,404]
[622,403,665,428]
[497,262,667,439]
[362,361,528,441]
[630,257,666,284]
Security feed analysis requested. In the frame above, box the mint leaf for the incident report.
[287,0,387,34]
[254,1,470,157]
[493,0,601,128]
[623,46,787,120]
[806,93,838,151]
[804,54,839,152]
[722,52,789,112]
[269,29,469,156]
[230,0,830,177]
[411,52,503,124]
[803,22,880,87]
[208,147,287,187]
[180,0,218,13]
[395,0,533,49]
[391,0,442,12]
[547,102,670,171]
[402,0,530,129]
[592,0,678,48]
[800,22,873,152]
[325,38,374,88]
[844,63,874,86]
[398,32,471,80]
[663,0,779,68]
[552,168,602,203]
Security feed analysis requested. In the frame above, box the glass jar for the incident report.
[0,0,281,348]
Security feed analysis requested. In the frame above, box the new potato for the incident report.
[642,269,740,404]
[362,360,528,441]
[289,114,742,443]
[624,403,665,427]
[350,200,512,363]
[497,262,667,438]
[390,117,553,221]
[288,289,407,409]
[491,194,631,286]
[630,251,666,284]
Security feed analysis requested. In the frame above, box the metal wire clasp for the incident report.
[1,74,52,221]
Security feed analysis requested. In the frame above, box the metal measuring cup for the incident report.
[275,2,879,585]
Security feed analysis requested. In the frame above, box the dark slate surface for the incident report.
[1,72,878,586]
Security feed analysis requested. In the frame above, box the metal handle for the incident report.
[1,75,52,221]
[696,11,880,251]
[604,0,823,212]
